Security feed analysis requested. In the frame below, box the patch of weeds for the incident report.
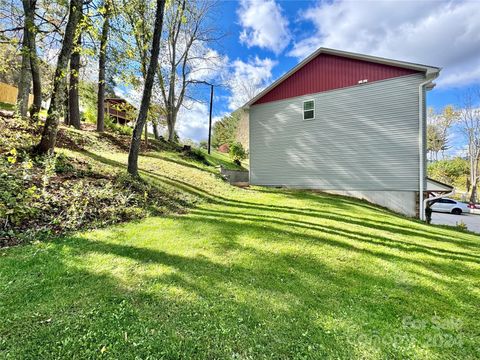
[181,148,208,165]
[0,115,41,152]
[0,151,187,247]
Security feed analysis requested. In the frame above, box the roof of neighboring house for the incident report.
[243,47,441,108]
[426,177,454,192]
[104,97,136,108]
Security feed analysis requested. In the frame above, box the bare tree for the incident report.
[458,88,480,203]
[426,106,456,161]
[127,0,165,176]
[157,0,221,142]
[35,0,83,154]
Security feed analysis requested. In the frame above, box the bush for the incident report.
[182,147,208,164]
[105,116,133,136]
[0,172,40,228]
[229,142,247,165]
[54,153,75,174]
[82,107,96,124]
[0,151,41,231]
[428,158,469,190]
[455,220,468,231]
[0,150,187,246]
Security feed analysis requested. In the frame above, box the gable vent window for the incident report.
[303,100,315,120]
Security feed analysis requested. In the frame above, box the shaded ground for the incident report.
[0,149,479,359]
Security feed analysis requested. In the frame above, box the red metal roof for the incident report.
[253,53,420,105]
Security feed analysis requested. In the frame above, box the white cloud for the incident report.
[114,83,142,108]
[187,48,229,83]
[227,56,277,110]
[289,0,480,88]
[237,0,291,55]
[176,101,211,142]
[175,55,277,141]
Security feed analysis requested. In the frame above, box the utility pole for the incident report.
[190,80,219,154]
[208,84,213,154]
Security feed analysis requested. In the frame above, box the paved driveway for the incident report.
[431,212,480,234]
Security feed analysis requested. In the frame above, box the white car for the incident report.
[430,198,470,215]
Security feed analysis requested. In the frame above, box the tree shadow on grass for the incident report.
[2,213,478,358]
[193,208,480,265]
[0,237,357,358]
[80,150,479,250]
[143,152,217,174]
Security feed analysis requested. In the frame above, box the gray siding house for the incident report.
[242,48,441,219]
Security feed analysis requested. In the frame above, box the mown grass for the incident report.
[0,102,15,111]
[0,147,479,359]
[204,149,247,170]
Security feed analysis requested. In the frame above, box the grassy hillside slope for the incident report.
[0,121,479,359]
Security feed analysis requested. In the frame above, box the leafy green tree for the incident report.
[229,141,247,166]
[427,124,444,161]
[127,0,166,176]
[35,0,84,154]
[427,106,456,161]
[212,110,240,148]
[428,157,470,190]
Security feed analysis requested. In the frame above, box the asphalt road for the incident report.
[431,212,480,234]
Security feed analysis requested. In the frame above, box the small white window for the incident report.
[303,100,315,120]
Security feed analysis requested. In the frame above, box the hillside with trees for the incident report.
[0,0,245,243]
[0,1,480,358]
[426,94,480,203]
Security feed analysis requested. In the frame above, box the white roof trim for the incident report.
[242,47,441,108]
[427,178,453,192]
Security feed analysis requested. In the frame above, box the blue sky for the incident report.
[175,0,480,155]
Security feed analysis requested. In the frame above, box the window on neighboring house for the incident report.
[303,100,315,120]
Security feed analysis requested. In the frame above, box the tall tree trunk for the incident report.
[16,32,31,118]
[127,0,166,176]
[24,0,42,120]
[96,0,111,132]
[167,111,177,142]
[29,32,42,120]
[35,0,83,154]
[63,75,70,125]
[152,120,160,139]
[470,155,479,203]
[144,121,148,149]
[470,183,477,204]
[163,0,185,143]
[68,33,82,129]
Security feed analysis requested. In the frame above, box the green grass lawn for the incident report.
[1,147,479,359]
[204,149,248,170]
[0,101,15,111]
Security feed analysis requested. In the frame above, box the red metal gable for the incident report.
[253,53,420,105]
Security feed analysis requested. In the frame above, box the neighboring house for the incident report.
[0,82,33,107]
[242,47,443,219]
[104,98,136,125]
